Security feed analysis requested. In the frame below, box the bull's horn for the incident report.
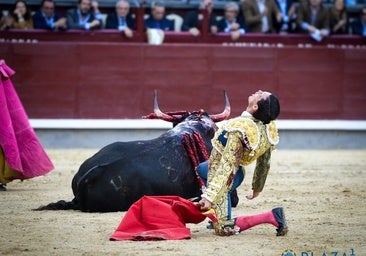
[209,91,231,122]
[153,90,177,122]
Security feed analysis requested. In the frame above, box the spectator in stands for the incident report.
[329,0,348,34]
[66,0,102,30]
[0,10,5,30]
[32,0,67,30]
[350,6,366,36]
[242,0,283,33]
[144,1,174,31]
[106,0,134,38]
[297,0,330,41]
[181,0,218,36]
[218,2,246,40]
[0,0,33,30]
[274,0,297,33]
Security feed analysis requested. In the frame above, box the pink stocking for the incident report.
[235,210,279,232]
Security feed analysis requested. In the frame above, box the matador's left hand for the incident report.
[246,190,260,200]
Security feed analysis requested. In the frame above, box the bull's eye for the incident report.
[167,169,179,183]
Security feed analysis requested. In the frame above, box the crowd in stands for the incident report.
[0,0,365,40]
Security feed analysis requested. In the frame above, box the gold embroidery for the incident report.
[204,116,280,226]
[266,121,279,145]
[212,117,260,153]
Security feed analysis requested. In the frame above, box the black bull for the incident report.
[37,92,237,212]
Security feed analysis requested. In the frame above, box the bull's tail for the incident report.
[33,198,79,211]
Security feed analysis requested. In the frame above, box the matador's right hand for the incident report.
[198,197,212,211]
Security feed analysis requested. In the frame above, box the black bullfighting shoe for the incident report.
[213,220,240,236]
[272,207,288,236]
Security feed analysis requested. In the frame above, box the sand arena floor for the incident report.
[0,149,365,256]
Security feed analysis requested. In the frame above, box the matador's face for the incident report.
[248,90,271,107]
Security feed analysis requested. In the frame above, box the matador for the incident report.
[198,90,288,236]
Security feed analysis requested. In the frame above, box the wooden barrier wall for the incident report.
[1,40,366,120]
[2,29,366,45]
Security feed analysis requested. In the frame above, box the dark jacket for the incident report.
[274,0,296,32]
[32,10,64,30]
[297,2,330,31]
[329,8,348,34]
[105,12,134,29]
[66,8,102,30]
[242,0,281,33]
[181,9,217,31]
[217,17,246,33]
[144,16,174,31]
[351,19,365,36]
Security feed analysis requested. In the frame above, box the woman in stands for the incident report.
[0,0,34,30]
[329,0,348,34]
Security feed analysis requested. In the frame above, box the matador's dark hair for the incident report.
[252,94,280,124]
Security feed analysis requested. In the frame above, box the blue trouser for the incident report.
[196,160,244,220]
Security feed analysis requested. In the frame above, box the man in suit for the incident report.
[106,0,134,38]
[242,0,283,33]
[144,1,174,31]
[351,6,366,36]
[66,0,102,30]
[32,0,67,30]
[297,0,330,41]
[181,0,218,37]
[274,0,297,33]
[217,2,246,40]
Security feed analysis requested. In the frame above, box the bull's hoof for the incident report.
[0,183,7,191]
[206,221,214,229]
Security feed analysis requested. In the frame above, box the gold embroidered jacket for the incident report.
[202,113,279,205]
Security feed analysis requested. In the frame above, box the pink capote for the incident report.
[0,61,54,181]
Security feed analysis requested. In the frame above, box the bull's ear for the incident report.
[209,91,231,122]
